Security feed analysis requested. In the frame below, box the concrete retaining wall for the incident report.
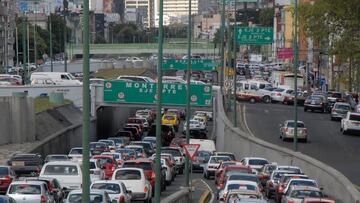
[214,89,360,203]
[160,188,190,203]
[0,96,35,145]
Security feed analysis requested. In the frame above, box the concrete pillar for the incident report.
[0,101,10,145]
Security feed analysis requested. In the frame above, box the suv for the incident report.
[7,154,43,177]
[341,112,360,135]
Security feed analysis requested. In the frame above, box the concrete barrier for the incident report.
[160,188,190,203]
[214,89,360,203]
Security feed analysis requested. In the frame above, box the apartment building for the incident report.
[125,0,153,27]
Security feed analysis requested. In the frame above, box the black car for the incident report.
[89,142,109,155]
[148,124,176,146]
[129,141,155,156]
[304,95,330,113]
[7,154,43,177]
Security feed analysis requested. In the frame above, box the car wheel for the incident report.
[282,136,286,141]
[331,117,334,121]
[263,96,271,103]
[342,129,347,135]
[249,98,256,104]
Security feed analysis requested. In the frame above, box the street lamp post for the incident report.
[49,12,53,72]
[185,0,192,187]
[233,0,237,127]
[293,0,299,152]
[220,0,226,91]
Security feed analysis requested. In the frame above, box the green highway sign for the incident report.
[162,59,216,71]
[236,27,273,45]
[103,81,212,106]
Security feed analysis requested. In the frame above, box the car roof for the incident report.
[91,180,123,185]
[243,157,268,160]
[226,180,258,185]
[11,180,46,185]
[69,189,105,194]
[285,120,304,123]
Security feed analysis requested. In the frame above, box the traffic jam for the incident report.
[229,62,360,137]
[2,107,214,203]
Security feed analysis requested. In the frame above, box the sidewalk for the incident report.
[0,141,40,165]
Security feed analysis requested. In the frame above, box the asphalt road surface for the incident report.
[244,103,360,187]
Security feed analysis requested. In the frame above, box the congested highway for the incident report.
[244,103,360,187]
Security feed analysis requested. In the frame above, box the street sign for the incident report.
[183,144,201,161]
[236,27,273,45]
[162,59,216,71]
[277,48,294,59]
[103,81,212,106]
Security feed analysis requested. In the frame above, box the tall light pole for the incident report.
[82,0,91,202]
[22,15,27,78]
[233,0,237,127]
[220,0,225,91]
[185,0,192,187]
[64,14,68,72]
[34,1,38,65]
[293,0,299,152]
[49,12,53,72]
[154,0,164,201]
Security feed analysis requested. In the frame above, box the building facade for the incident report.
[0,0,16,71]
[125,0,153,28]
[193,13,221,40]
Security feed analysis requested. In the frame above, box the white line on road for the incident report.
[243,105,256,137]
[200,179,215,203]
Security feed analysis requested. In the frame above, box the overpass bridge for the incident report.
[67,43,217,57]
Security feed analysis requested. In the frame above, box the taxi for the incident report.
[162,114,180,132]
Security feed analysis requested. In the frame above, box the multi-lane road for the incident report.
[244,103,360,187]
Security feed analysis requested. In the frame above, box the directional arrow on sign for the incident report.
[183,144,201,161]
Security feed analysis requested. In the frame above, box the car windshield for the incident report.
[248,159,269,165]
[349,115,360,121]
[9,184,41,194]
[0,167,9,176]
[91,183,121,194]
[47,155,68,161]
[67,193,103,203]
[43,165,79,175]
[69,148,82,155]
[115,170,141,180]
[122,162,152,170]
[274,88,284,92]
[210,156,231,163]
[291,190,322,198]
[227,184,256,191]
[190,120,199,125]
[164,116,175,120]
[336,105,350,110]
[162,149,181,157]
[289,180,316,187]
[100,140,114,146]
[96,158,113,165]
[287,122,305,128]
[89,161,96,169]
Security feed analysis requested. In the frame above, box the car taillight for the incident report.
[119,195,125,203]
[3,175,12,183]
[288,200,295,203]
[151,172,156,179]
[41,195,47,203]
[144,186,149,193]
[278,186,284,193]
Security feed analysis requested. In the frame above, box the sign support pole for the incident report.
[233,0,237,127]
[154,0,164,201]
[185,0,192,188]
[81,0,91,202]
[49,12,53,72]
[293,0,299,152]
[22,15,26,79]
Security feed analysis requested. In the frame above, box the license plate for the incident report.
[311,101,315,105]
[12,161,25,167]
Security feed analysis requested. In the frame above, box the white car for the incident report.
[90,180,132,203]
[193,116,207,126]
[271,87,294,103]
[161,158,173,185]
[183,119,205,133]
[7,181,54,203]
[341,112,360,135]
[68,147,85,163]
[39,161,82,191]
[90,159,105,181]
[203,156,232,179]
[240,157,269,173]
[135,110,153,121]
[283,178,318,196]
[112,168,152,203]
[195,111,213,121]
[65,189,112,203]
[218,180,261,201]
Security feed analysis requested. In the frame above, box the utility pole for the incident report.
[34,1,38,65]
[220,0,225,91]
[16,26,19,67]
[4,10,8,73]
[82,0,91,202]
[154,0,164,201]
[185,0,192,187]
[293,0,299,152]
[22,16,26,79]
[233,0,237,127]
[64,13,68,72]
[27,23,30,65]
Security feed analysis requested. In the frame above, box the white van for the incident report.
[30,72,81,86]
[190,139,216,153]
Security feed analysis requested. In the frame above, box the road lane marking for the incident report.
[200,179,215,203]
[243,105,255,137]
[354,184,360,191]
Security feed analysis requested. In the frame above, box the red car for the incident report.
[216,165,253,190]
[215,161,243,185]
[302,198,335,203]
[0,166,15,194]
[236,92,262,103]
[121,158,156,189]
[92,155,118,180]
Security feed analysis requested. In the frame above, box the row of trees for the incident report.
[15,14,70,64]
[299,0,360,92]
